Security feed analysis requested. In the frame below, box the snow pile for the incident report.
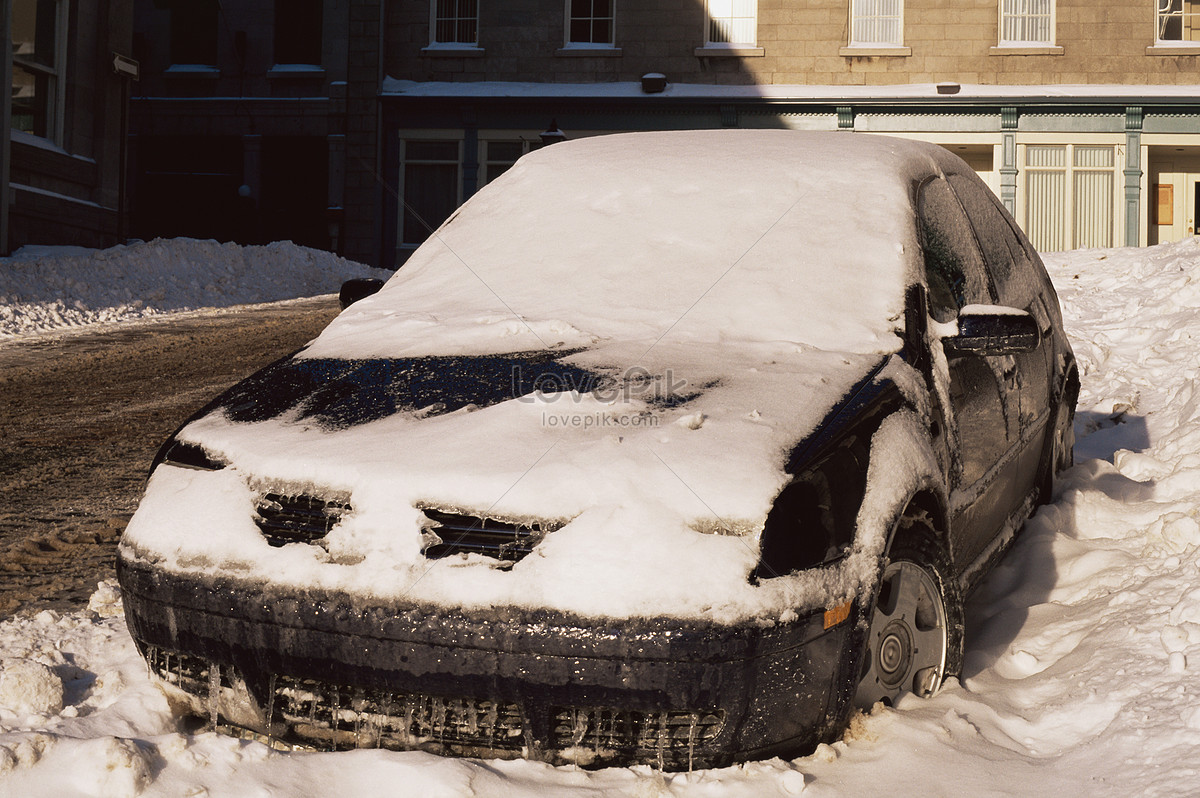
[0,238,388,339]
[5,238,1200,794]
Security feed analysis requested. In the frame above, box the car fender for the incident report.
[852,408,948,578]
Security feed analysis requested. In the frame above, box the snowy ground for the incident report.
[3,238,1200,796]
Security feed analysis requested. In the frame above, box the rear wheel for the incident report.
[855,515,963,710]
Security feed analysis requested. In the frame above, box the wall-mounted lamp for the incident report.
[641,73,667,93]
[540,120,567,146]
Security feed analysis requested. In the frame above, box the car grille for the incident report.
[139,646,724,764]
[254,492,350,547]
[550,706,726,753]
[420,508,558,563]
[274,676,527,751]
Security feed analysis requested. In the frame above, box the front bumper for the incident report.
[117,553,862,769]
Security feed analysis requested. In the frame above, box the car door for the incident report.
[917,176,1022,569]
[947,174,1054,502]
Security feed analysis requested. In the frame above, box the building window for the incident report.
[1024,145,1116,251]
[431,0,479,45]
[999,0,1054,45]
[401,140,460,247]
[481,139,544,185]
[1157,0,1200,42]
[567,0,615,46]
[849,0,903,46]
[10,0,66,142]
[706,0,756,46]
[275,0,323,65]
[171,0,219,66]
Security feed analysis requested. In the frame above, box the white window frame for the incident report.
[704,0,757,48]
[564,0,615,48]
[429,0,479,47]
[398,136,462,251]
[479,138,543,187]
[10,0,69,145]
[1157,0,1200,43]
[998,0,1055,46]
[1020,143,1120,252]
[848,0,904,48]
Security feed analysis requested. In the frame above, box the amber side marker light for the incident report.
[823,600,853,630]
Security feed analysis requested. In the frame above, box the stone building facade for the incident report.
[3,0,135,253]
[379,0,1200,268]
[40,1,1199,267]
[125,0,382,263]
[386,0,1200,87]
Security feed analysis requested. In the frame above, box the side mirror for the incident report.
[338,278,385,310]
[943,306,1040,356]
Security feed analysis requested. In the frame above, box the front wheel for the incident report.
[854,524,963,710]
[1038,397,1076,506]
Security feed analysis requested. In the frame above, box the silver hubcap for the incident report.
[855,560,948,710]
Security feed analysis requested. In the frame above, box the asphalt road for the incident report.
[0,298,341,617]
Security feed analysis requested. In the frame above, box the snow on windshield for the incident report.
[302,130,921,359]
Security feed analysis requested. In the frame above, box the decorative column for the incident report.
[1000,106,1019,216]
[1124,106,1144,247]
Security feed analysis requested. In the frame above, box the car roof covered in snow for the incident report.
[303,130,956,360]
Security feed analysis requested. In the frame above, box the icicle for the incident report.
[464,697,478,739]
[687,711,699,773]
[354,694,362,750]
[656,710,667,772]
[263,674,277,750]
[433,696,447,743]
[404,695,416,742]
[483,700,498,743]
[569,708,586,769]
[331,687,340,751]
[207,662,221,730]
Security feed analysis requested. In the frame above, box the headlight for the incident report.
[753,435,868,582]
[152,439,224,473]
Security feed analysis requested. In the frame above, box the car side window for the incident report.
[917,177,994,323]
[947,174,1040,313]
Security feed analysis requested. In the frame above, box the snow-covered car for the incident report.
[117,130,1076,769]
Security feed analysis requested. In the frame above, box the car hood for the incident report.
[122,338,905,624]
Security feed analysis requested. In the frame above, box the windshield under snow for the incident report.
[302,130,921,361]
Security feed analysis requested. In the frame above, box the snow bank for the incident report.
[0,238,388,340]
[8,237,1200,794]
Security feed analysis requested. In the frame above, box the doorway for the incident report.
[1149,148,1200,245]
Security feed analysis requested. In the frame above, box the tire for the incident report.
[1038,396,1076,505]
[854,513,964,710]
